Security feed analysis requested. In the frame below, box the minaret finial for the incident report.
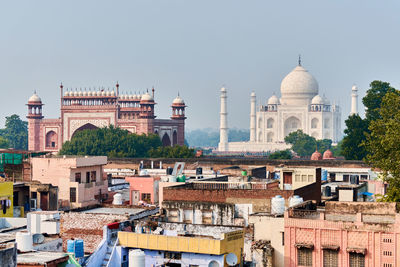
[298,54,302,66]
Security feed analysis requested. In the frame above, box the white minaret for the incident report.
[350,85,358,115]
[250,92,256,142]
[218,87,228,151]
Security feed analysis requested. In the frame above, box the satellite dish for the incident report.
[226,253,238,266]
[32,233,45,244]
[208,260,220,267]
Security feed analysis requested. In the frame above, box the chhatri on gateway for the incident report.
[218,59,359,153]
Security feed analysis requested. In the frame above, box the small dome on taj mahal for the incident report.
[267,94,280,105]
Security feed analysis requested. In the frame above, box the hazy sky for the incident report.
[1,1,399,131]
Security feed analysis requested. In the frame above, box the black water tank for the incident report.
[196,167,203,175]
[166,167,173,175]
[325,186,331,197]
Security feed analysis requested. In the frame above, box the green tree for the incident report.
[0,115,28,150]
[268,149,292,159]
[341,81,398,160]
[0,137,9,149]
[148,145,195,158]
[365,91,400,201]
[330,140,343,157]
[284,130,332,158]
[341,114,368,160]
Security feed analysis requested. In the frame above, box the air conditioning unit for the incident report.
[30,199,37,211]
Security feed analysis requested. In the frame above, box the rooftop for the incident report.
[17,251,69,264]
[81,207,145,216]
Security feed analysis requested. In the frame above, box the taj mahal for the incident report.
[218,59,357,152]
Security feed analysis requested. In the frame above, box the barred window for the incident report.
[323,249,338,267]
[298,247,312,266]
[70,187,76,203]
[349,252,365,267]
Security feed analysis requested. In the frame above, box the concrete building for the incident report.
[26,84,186,152]
[162,178,321,226]
[17,252,70,267]
[284,201,400,267]
[218,59,342,152]
[126,175,160,205]
[116,222,244,267]
[249,213,285,267]
[31,156,108,209]
[13,182,58,213]
[277,167,320,190]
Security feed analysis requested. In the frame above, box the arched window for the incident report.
[267,132,274,142]
[162,133,171,146]
[267,118,274,129]
[71,123,98,139]
[284,116,301,137]
[45,131,58,148]
[172,131,178,146]
[258,132,263,142]
[311,118,319,129]
[258,118,262,129]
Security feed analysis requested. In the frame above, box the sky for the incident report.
[1,1,400,131]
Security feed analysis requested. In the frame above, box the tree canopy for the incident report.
[59,126,194,158]
[268,149,292,159]
[0,115,28,150]
[284,130,332,157]
[341,81,397,160]
[365,91,400,201]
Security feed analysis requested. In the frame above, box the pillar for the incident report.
[218,87,228,151]
[250,91,256,142]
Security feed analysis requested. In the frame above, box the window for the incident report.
[295,175,300,182]
[70,188,76,203]
[383,251,392,256]
[75,173,81,183]
[308,175,314,182]
[31,192,37,199]
[323,250,338,267]
[297,247,312,266]
[141,193,151,202]
[51,142,55,147]
[91,171,97,182]
[383,238,392,243]
[301,175,307,182]
[281,232,284,246]
[189,265,199,267]
[383,264,393,267]
[86,172,90,183]
[164,252,182,259]
[349,252,365,267]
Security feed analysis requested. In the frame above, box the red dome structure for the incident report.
[311,150,322,161]
[323,149,335,160]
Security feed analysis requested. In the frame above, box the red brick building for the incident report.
[27,83,186,152]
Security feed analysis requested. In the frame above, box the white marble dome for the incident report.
[141,93,154,101]
[311,95,324,105]
[280,65,319,105]
[267,95,280,105]
[29,93,41,102]
[173,95,185,104]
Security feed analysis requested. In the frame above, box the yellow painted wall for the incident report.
[118,229,244,263]
[0,182,13,217]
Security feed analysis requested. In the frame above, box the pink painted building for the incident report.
[126,175,160,205]
[27,83,186,152]
[31,156,108,209]
[285,201,400,267]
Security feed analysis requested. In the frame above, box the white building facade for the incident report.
[219,61,342,152]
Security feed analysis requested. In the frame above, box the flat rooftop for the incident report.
[81,207,145,216]
[17,251,69,264]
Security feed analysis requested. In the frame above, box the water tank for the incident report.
[16,232,33,252]
[289,195,304,207]
[322,169,328,181]
[67,240,75,254]
[129,249,145,267]
[166,167,173,175]
[177,175,186,182]
[113,193,123,205]
[196,167,203,175]
[168,175,177,182]
[271,195,285,215]
[241,170,247,176]
[325,186,331,197]
[74,239,84,258]
[139,169,148,176]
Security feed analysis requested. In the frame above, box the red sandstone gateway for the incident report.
[27,83,186,152]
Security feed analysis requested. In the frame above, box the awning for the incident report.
[347,247,366,254]
[295,243,314,249]
[362,192,374,196]
[322,245,340,251]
